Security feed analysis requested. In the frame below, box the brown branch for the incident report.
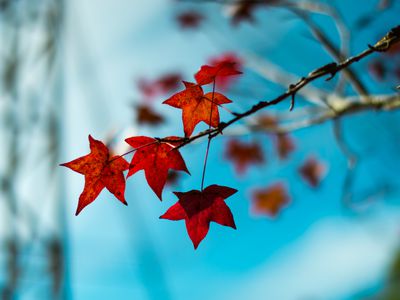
[156,26,400,149]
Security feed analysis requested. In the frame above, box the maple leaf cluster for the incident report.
[62,59,243,249]
[62,55,329,248]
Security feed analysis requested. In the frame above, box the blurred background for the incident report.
[0,0,400,299]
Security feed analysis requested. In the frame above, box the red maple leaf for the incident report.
[176,11,204,29]
[136,73,182,100]
[137,78,158,99]
[275,133,295,160]
[163,81,232,137]
[125,136,189,199]
[135,104,165,126]
[208,53,243,90]
[251,182,290,217]
[160,185,237,249]
[256,114,278,130]
[225,139,264,174]
[299,156,326,187]
[228,0,281,25]
[155,73,182,94]
[368,60,386,81]
[194,60,242,86]
[60,135,129,215]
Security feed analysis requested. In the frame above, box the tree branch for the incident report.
[158,25,400,149]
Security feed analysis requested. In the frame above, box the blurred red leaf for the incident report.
[369,60,386,81]
[160,185,237,249]
[163,81,232,137]
[194,60,242,86]
[299,156,326,187]
[208,53,243,90]
[166,171,181,186]
[251,182,290,217]
[135,104,165,126]
[137,78,157,99]
[275,133,295,160]
[228,0,281,25]
[176,11,204,29]
[60,135,129,215]
[155,73,182,94]
[225,139,264,174]
[256,114,278,131]
[125,136,189,199]
[137,73,182,100]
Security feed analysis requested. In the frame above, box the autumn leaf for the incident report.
[256,114,278,131]
[137,78,157,99]
[194,60,242,86]
[60,135,129,215]
[275,133,295,160]
[166,171,181,186]
[135,104,164,126]
[251,182,290,217]
[160,185,237,249]
[227,0,281,25]
[163,81,232,137]
[137,73,182,100]
[155,73,182,94]
[125,136,189,199]
[176,11,204,29]
[225,139,264,174]
[208,53,243,90]
[369,60,386,81]
[299,156,326,187]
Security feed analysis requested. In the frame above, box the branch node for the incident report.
[369,25,400,52]
[289,84,296,111]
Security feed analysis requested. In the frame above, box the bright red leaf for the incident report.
[163,81,232,137]
[251,182,290,217]
[225,139,264,174]
[160,185,237,249]
[194,60,242,86]
[60,135,129,215]
[208,53,243,90]
[299,156,326,187]
[125,136,189,199]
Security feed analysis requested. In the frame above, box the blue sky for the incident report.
[61,1,400,299]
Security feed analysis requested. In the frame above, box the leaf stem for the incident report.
[110,141,158,163]
[200,80,216,191]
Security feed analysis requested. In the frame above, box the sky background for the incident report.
[59,1,400,299]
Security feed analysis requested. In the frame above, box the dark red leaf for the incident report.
[160,185,237,249]
[125,136,189,199]
[60,135,129,215]
[256,114,278,131]
[135,104,165,126]
[225,139,264,174]
[275,133,295,160]
[163,81,232,137]
[228,0,281,25]
[368,60,386,81]
[155,73,182,94]
[176,11,204,29]
[251,182,290,217]
[299,156,326,187]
